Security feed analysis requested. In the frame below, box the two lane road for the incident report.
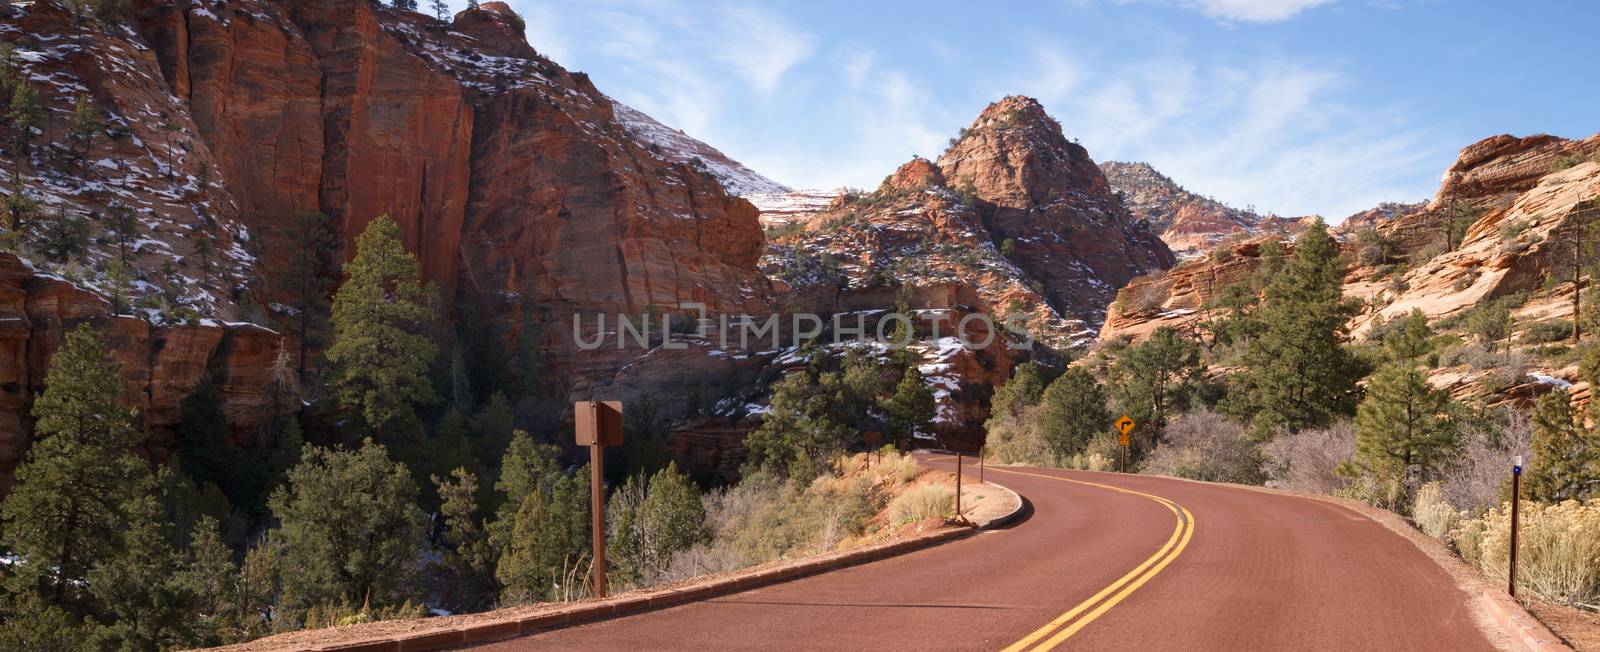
[475,457,1497,651]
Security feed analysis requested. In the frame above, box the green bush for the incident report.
[1521,320,1573,345]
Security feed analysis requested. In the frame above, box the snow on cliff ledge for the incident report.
[608,98,789,196]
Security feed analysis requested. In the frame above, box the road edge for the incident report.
[1102,470,1571,652]
[295,480,1026,652]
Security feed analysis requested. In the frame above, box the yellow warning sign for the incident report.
[1115,415,1136,436]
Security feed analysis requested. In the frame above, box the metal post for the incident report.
[1120,444,1127,474]
[955,453,963,521]
[1510,456,1522,598]
[591,443,606,599]
[979,452,984,483]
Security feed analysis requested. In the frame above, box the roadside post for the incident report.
[1510,455,1522,598]
[956,452,963,522]
[979,447,984,483]
[576,401,623,598]
[1115,415,1136,473]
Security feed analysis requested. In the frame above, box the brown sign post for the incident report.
[575,401,623,598]
[1115,415,1136,473]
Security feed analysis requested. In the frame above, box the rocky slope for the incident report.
[1100,160,1298,257]
[1103,132,1600,344]
[0,0,783,483]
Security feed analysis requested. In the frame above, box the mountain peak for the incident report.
[883,156,946,192]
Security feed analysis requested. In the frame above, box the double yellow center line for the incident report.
[929,458,1195,651]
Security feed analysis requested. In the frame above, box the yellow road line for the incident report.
[959,464,1195,651]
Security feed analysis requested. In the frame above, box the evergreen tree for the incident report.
[1439,199,1481,252]
[1354,364,1457,484]
[1224,221,1363,436]
[489,430,562,538]
[634,462,705,578]
[1526,391,1598,502]
[1382,309,1435,363]
[494,465,590,603]
[192,231,214,285]
[1035,367,1110,461]
[38,205,89,262]
[469,391,515,473]
[431,468,497,612]
[181,516,269,645]
[2,177,39,231]
[987,362,1045,424]
[274,211,337,380]
[7,82,40,155]
[64,94,100,167]
[1466,300,1513,355]
[1110,326,1201,436]
[267,439,427,622]
[326,215,438,439]
[887,365,935,439]
[85,494,198,650]
[1551,200,1600,343]
[744,370,850,479]
[100,199,139,266]
[391,0,418,11]
[431,0,449,21]
[0,325,173,641]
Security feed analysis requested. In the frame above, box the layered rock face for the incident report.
[937,97,1175,324]
[0,254,292,491]
[1100,161,1297,256]
[2,0,777,483]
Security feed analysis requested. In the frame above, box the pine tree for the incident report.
[274,211,337,380]
[743,370,850,479]
[431,0,449,21]
[39,205,89,262]
[431,467,497,612]
[1110,326,1201,436]
[86,493,199,650]
[100,199,139,266]
[1354,364,1457,484]
[64,94,100,167]
[1382,309,1435,363]
[1036,367,1110,462]
[182,516,261,645]
[1526,391,1598,502]
[2,176,38,232]
[634,462,705,579]
[8,81,41,156]
[887,365,935,439]
[326,215,438,439]
[1551,200,1600,344]
[268,439,427,621]
[0,325,156,633]
[1466,300,1513,355]
[1224,221,1364,437]
[987,362,1045,424]
[494,465,590,603]
[1439,199,1481,252]
[490,430,562,534]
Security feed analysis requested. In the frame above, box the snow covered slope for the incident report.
[608,98,789,196]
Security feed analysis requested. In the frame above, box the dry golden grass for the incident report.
[888,484,954,524]
[1452,499,1600,605]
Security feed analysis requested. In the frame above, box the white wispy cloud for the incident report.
[714,6,816,95]
[1004,41,1445,218]
[1167,0,1336,23]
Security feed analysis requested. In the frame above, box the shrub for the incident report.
[1140,410,1264,484]
[1520,320,1573,345]
[888,484,953,524]
[986,407,1056,467]
[1411,482,1458,540]
[1440,410,1531,513]
[1261,421,1356,494]
[1452,499,1600,605]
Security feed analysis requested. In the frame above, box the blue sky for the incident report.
[502,0,1598,220]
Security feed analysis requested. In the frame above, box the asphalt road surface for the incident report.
[471,456,1498,651]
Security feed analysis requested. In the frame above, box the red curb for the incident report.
[311,640,399,652]
[279,479,1026,652]
[1478,589,1573,652]
[397,630,465,652]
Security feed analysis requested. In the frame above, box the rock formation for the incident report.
[1100,160,1298,256]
